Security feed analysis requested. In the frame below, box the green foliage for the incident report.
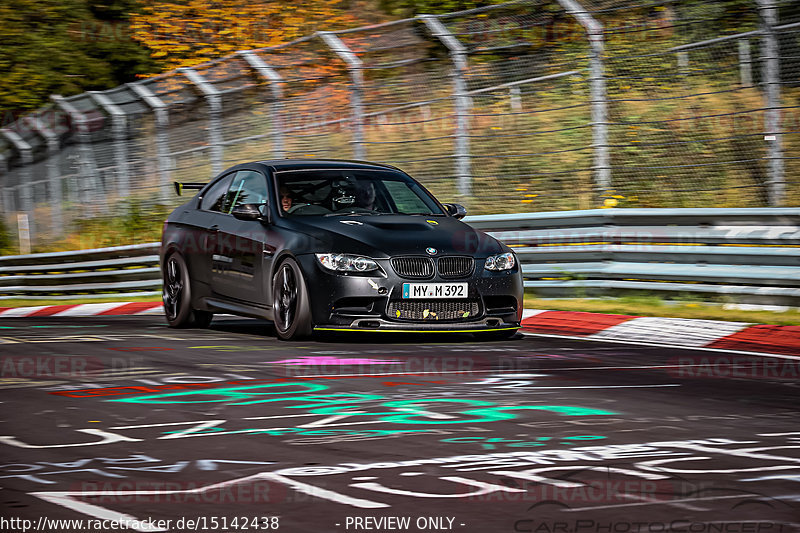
[54,198,169,251]
[0,0,154,113]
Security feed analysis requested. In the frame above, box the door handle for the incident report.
[209,225,219,233]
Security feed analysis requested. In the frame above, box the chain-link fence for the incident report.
[1,0,798,247]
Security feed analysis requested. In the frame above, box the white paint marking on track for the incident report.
[32,492,167,532]
[521,331,800,361]
[564,493,797,512]
[591,316,751,347]
[617,493,709,512]
[261,472,389,509]
[32,472,283,531]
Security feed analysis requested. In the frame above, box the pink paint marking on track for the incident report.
[272,356,404,366]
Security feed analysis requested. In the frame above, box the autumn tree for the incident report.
[129,0,381,70]
[0,0,154,113]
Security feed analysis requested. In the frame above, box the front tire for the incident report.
[163,253,212,328]
[272,257,313,340]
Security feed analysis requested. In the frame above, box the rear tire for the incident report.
[272,257,313,340]
[163,253,213,328]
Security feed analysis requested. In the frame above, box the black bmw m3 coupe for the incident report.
[161,159,523,340]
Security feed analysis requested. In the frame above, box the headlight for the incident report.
[316,253,378,272]
[484,252,515,271]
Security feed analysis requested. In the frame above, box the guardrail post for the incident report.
[318,32,366,160]
[757,0,784,206]
[88,92,130,198]
[1,129,35,238]
[556,0,609,196]
[179,68,224,176]
[128,83,171,201]
[239,50,285,158]
[419,15,471,197]
[27,116,64,237]
[51,95,102,213]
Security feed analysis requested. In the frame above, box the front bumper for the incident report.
[296,253,523,332]
[315,321,520,334]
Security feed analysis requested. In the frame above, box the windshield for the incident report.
[275,169,445,217]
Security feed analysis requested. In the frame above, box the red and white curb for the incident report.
[0,304,796,356]
[0,301,163,318]
[521,309,800,357]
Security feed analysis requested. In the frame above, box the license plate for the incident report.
[402,282,467,299]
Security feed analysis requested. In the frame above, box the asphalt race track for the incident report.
[1,316,798,533]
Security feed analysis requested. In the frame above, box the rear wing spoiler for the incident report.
[174,182,206,196]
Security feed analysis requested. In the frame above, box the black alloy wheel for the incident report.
[163,253,212,328]
[272,258,312,340]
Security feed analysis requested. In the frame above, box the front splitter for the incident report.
[314,319,520,334]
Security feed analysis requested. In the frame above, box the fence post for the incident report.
[0,154,10,220]
[239,50,285,158]
[0,130,34,237]
[510,86,522,112]
[0,182,11,220]
[677,51,690,74]
[89,91,130,199]
[179,68,224,176]
[129,83,172,201]
[739,39,753,87]
[51,95,102,213]
[419,15,471,197]
[318,32,366,160]
[757,0,784,206]
[27,116,64,237]
[556,0,609,195]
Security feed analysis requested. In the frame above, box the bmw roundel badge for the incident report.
[426,247,438,255]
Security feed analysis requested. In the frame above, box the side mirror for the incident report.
[232,204,267,222]
[443,203,467,220]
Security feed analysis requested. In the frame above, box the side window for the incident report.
[226,170,269,213]
[200,174,234,212]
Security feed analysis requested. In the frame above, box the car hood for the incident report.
[286,215,506,258]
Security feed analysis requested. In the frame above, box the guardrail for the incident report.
[0,243,161,300]
[467,208,800,306]
[1,208,799,305]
